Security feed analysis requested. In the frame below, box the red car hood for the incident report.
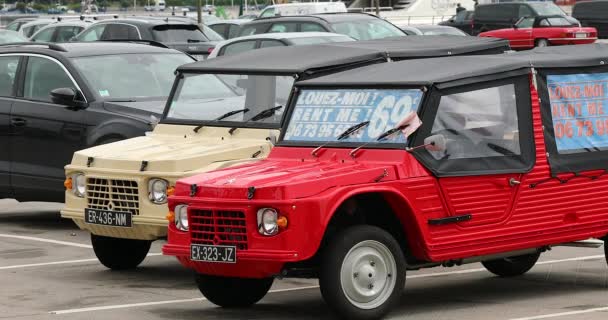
[174,147,430,200]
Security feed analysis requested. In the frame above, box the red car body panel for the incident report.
[479,26,597,49]
[163,80,608,278]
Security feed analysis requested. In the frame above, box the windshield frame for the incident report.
[277,85,426,150]
[160,70,297,130]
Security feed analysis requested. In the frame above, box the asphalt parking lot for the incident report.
[1,200,606,320]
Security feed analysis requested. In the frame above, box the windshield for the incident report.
[330,19,405,40]
[166,73,294,126]
[289,35,354,45]
[201,24,224,41]
[284,89,423,144]
[529,2,565,16]
[72,53,193,100]
[152,25,209,42]
[0,31,27,44]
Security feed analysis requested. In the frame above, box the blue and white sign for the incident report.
[547,73,608,153]
[284,89,423,143]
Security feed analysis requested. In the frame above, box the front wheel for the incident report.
[536,38,549,47]
[91,234,151,270]
[196,274,273,308]
[320,225,406,320]
[482,251,541,277]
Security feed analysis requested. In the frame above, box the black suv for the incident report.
[73,17,223,59]
[237,13,406,40]
[439,10,474,35]
[573,0,608,39]
[0,42,193,202]
[472,1,570,35]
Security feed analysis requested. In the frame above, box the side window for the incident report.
[269,22,297,33]
[454,11,467,23]
[220,40,257,56]
[259,40,285,48]
[210,24,228,38]
[415,77,534,176]
[519,4,533,18]
[79,24,107,41]
[301,22,326,32]
[56,26,83,42]
[496,4,517,21]
[228,25,241,39]
[538,18,550,27]
[32,27,55,42]
[100,24,140,40]
[238,24,268,36]
[5,22,19,31]
[260,8,275,18]
[0,56,20,97]
[23,57,75,102]
[21,26,34,38]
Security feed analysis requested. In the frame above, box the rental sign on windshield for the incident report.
[547,73,608,153]
[284,89,423,143]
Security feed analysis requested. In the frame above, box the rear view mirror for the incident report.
[51,87,85,108]
[424,134,447,151]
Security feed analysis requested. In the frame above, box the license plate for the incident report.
[575,33,587,38]
[191,244,236,263]
[84,208,132,227]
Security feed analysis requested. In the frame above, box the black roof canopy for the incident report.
[509,44,608,68]
[177,36,510,76]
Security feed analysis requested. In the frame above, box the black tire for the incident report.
[482,251,541,277]
[536,38,549,47]
[319,225,406,320]
[196,274,273,308]
[91,234,151,270]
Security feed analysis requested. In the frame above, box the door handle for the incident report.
[509,178,521,187]
[11,118,27,127]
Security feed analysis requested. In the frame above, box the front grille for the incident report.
[190,209,248,250]
[87,178,139,215]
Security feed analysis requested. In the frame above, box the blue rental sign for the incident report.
[284,89,423,143]
[547,73,608,153]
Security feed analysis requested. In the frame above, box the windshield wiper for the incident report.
[349,124,409,158]
[249,106,283,122]
[193,108,249,133]
[311,121,370,157]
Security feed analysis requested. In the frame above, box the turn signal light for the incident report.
[64,178,73,190]
[167,186,175,197]
[166,210,175,222]
[277,216,288,229]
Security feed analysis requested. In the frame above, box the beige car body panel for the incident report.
[61,124,279,240]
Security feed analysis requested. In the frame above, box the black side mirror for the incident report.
[51,87,86,108]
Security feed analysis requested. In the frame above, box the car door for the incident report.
[510,17,535,49]
[416,76,534,229]
[0,55,21,198]
[9,55,87,201]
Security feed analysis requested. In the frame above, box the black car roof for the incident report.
[0,42,182,58]
[177,36,510,75]
[95,16,197,26]
[297,44,608,88]
[250,12,380,23]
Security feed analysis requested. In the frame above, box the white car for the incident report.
[208,32,354,58]
[30,20,93,43]
[19,19,56,38]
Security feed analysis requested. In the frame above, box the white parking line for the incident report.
[0,253,163,271]
[48,254,605,315]
[0,234,92,248]
[509,306,608,320]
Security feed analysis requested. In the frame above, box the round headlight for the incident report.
[148,179,168,204]
[257,208,278,236]
[72,173,86,197]
[175,204,188,231]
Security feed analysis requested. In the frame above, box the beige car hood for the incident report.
[70,124,279,174]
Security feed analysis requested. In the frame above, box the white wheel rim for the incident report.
[340,240,397,310]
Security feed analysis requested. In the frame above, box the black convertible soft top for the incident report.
[297,44,608,88]
[176,36,510,76]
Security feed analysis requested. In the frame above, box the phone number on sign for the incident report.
[554,119,608,138]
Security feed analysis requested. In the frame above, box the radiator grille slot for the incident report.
[190,209,248,250]
[87,178,139,215]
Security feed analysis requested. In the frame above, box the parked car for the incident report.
[572,0,608,39]
[0,30,29,44]
[399,25,468,36]
[31,20,93,43]
[439,10,474,34]
[3,18,37,32]
[73,17,219,60]
[258,2,347,18]
[163,44,608,320]
[237,13,407,41]
[479,15,597,49]
[472,1,570,35]
[19,19,56,38]
[0,42,193,202]
[208,19,252,39]
[208,32,354,58]
[63,36,512,271]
